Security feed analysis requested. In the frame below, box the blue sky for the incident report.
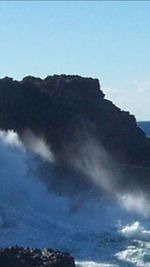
[0,1,150,120]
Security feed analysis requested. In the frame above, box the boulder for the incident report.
[0,246,76,267]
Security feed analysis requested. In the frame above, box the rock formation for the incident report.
[0,246,76,267]
[0,74,149,167]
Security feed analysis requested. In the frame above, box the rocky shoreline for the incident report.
[0,246,76,267]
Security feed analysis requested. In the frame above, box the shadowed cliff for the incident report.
[0,74,149,168]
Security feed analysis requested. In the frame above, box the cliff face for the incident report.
[0,75,149,167]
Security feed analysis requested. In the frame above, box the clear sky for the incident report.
[0,1,150,120]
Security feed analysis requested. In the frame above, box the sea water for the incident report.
[0,130,150,267]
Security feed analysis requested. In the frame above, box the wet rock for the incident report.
[0,246,76,267]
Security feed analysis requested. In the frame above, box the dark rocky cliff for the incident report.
[0,246,76,267]
[0,74,150,167]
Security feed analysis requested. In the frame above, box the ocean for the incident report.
[0,130,150,267]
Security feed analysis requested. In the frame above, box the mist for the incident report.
[40,124,150,218]
[0,127,149,232]
[20,129,54,162]
[0,128,150,267]
[24,126,150,219]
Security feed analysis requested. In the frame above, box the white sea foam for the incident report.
[76,261,117,267]
[116,240,150,267]
[0,130,150,267]
[120,221,150,241]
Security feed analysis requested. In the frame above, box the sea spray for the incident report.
[0,130,150,266]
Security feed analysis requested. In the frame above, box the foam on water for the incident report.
[119,221,150,241]
[0,130,150,267]
[76,261,117,267]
